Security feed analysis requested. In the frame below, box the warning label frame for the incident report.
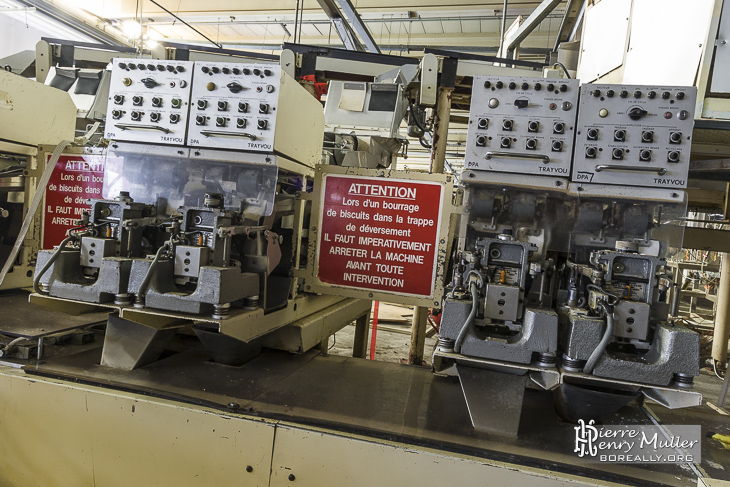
[41,147,106,249]
[306,166,453,308]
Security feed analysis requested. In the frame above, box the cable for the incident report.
[466,269,485,288]
[0,122,99,287]
[32,235,78,295]
[405,89,431,134]
[454,282,479,354]
[135,243,169,306]
[0,139,72,285]
[584,301,614,374]
[586,283,621,305]
[552,62,572,79]
[714,360,726,380]
[328,333,337,351]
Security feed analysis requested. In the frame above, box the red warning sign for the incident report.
[43,154,105,249]
[317,175,444,297]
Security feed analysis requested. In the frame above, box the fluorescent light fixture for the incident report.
[122,19,141,37]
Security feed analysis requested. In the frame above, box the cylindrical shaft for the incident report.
[712,253,730,364]
[408,306,429,365]
[428,87,452,174]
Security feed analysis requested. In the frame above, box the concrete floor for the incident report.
[324,302,730,415]
[326,302,439,365]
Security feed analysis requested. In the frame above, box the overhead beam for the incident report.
[315,0,379,53]
[316,0,363,51]
[14,0,129,47]
[333,0,380,54]
[553,0,585,52]
[149,0,222,49]
[505,0,563,53]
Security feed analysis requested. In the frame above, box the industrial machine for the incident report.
[31,58,370,369]
[464,75,580,177]
[434,76,702,434]
[322,80,408,169]
[572,84,696,188]
[0,69,77,291]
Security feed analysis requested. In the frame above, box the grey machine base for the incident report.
[101,314,178,370]
[128,259,259,316]
[564,313,700,386]
[37,250,131,304]
[439,298,558,364]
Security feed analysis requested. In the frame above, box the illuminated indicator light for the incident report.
[664,112,673,119]
[549,103,557,110]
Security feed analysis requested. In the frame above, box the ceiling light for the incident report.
[122,20,141,37]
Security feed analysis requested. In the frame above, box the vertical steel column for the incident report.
[429,87,453,174]
[369,301,380,360]
[499,0,508,56]
[352,311,371,358]
[408,86,453,365]
[712,253,730,365]
[408,307,429,365]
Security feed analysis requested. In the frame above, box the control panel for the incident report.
[572,84,696,188]
[187,61,325,166]
[465,75,580,177]
[104,59,194,145]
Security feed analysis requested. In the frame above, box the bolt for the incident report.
[368,293,373,298]
[288,474,296,481]
[440,239,445,244]
[246,466,253,473]
[227,402,239,410]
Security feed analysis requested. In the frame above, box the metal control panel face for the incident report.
[465,75,580,177]
[187,62,280,151]
[104,59,194,145]
[572,84,696,188]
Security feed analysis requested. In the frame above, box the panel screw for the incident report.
[368,293,373,298]
[246,466,253,473]
[288,474,296,481]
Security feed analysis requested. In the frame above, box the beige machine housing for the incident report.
[0,70,76,290]
[187,61,325,167]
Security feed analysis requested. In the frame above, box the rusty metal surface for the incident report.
[689,158,730,180]
[0,291,108,338]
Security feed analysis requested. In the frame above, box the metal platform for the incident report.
[19,344,730,487]
[0,291,108,339]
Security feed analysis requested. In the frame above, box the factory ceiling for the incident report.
[3,0,568,57]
